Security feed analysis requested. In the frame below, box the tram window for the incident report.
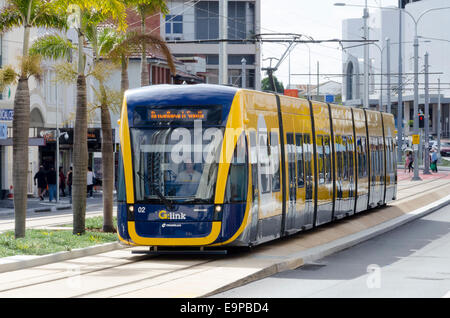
[225,133,248,203]
[360,136,368,178]
[317,135,325,184]
[336,135,342,180]
[295,133,305,188]
[287,133,296,186]
[117,149,126,202]
[379,136,384,175]
[343,136,348,180]
[348,136,354,180]
[386,137,391,174]
[259,132,271,194]
[270,131,280,192]
[324,135,332,183]
[303,134,312,183]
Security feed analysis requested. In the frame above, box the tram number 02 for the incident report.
[137,206,146,213]
[224,302,269,313]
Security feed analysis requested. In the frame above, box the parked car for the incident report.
[440,141,450,157]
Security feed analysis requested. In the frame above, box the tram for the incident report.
[116,84,397,248]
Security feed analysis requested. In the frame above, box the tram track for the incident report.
[0,248,225,298]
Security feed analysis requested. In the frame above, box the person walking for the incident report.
[67,166,73,196]
[34,165,47,201]
[407,151,414,173]
[431,148,438,173]
[87,167,94,198]
[59,167,66,197]
[47,166,57,202]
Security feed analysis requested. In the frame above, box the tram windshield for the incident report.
[131,125,224,204]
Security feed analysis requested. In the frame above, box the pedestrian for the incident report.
[404,152,410,173]
[59,166,66,197]
[408,151,414,173]
[47,166,57,202]
[34,165,47,200]
[87,167,94,198]
[431,148,438,172]
[67,166,73,196]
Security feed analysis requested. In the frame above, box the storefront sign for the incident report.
[0,123,7,139]
[0,109,14,121]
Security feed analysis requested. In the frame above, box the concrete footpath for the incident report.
[1,170,450,297]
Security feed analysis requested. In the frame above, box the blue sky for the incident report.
[260,0,399,86]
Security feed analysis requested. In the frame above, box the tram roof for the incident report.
[125,84,239,112]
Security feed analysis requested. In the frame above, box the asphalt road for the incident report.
[212,204,450,298]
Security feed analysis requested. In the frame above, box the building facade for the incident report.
[341,0,450,138]
[162,0,261,90]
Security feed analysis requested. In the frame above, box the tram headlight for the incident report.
[128,205,134,212]
[214,205,222,221]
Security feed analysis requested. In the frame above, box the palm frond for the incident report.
[0,66,18,91]
[54,62,78,84]
[87,61,117,83]
[119,32,176,75]
[19,54,43,80]
[29,34,76,62]
[0,5,24,33]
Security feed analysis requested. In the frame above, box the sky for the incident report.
[260,0,399,87]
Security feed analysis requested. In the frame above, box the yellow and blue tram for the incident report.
[117,84,397,248]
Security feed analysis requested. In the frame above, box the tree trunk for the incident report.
[12,77,30,238]
[140,15,149,87]
[72,74,88,235]
[121,55,129,94]
[100,98,115,233]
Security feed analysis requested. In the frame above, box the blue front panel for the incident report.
[216,203,247,243]
[135,221,214,239]
[133,204,215,222]
[133,204,216,239]
[117,203,131,242]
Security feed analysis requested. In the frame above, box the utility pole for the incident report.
[437,78,441,153]
[241,58,247,88]
[386,37,391,113]
[363,0,369,108]
[219,0,228,85]
[316,61,320,101]
[412,32,421,181]
[423,52,431,175]
[397,0,404,164]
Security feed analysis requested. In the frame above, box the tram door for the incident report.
[285,133,297,232]
[249,130,259,243]
[303,133,314,228]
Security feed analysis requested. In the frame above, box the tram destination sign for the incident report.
[133,105,223,125]
[150,109,207,121]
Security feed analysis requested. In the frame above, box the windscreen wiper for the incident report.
[136,172,174,210]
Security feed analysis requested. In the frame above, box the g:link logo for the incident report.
[158,210,187,220]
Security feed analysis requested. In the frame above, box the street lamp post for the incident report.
[423,52,431,175]
[363,0,369,108]
[386,37,391,114]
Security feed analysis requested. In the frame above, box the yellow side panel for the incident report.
[119,96,134,204]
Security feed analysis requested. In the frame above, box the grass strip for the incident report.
[0,229,117,258]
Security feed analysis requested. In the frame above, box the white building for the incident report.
[162,0,261,90]
[0,2,98,198]
[342,0,450,138]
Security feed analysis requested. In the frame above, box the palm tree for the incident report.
[126,0,169,86]
[108,29,176,93]
[0,0,67,238]
[94,27,176,232]
[53,0,127,235]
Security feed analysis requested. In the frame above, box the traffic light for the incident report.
[418,113,425,128]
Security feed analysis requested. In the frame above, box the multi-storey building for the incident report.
[162,0,261,90]
[341,0,450,139]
